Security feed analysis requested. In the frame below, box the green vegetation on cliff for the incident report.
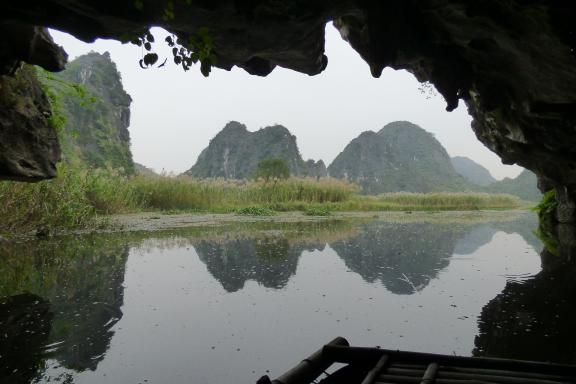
[39,51,134,173]
[328,121,471,194]
[185,121,326,179]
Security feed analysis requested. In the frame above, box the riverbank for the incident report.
[0,166,531,236]
[110,209,532,234]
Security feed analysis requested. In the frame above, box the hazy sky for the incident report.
[50,24,522,180]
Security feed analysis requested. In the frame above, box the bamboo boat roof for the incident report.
[258,337,576,384]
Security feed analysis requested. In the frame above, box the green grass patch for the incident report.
[235,206,276,216]
[304,206,332,216]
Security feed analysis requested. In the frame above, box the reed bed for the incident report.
[375,192,523,210]
[0,168,525,234]
[0,166,141,233]
[129,176,357,211]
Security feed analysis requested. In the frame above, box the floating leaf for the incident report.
[146,31,154,42]
[144,42,151,51]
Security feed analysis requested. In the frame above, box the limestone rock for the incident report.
[304,159,327,179]
[451,156,496,187]
[185,121,324,179]
[486,170,542,202]
[47,51,134,173]
[328,121,468,194]
[0,66,61,180]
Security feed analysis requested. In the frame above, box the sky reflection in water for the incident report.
[2,212,574,384]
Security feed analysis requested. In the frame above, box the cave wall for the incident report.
[0,65,61,180]
[1,1,576,220]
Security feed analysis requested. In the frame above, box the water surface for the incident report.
[1,211,575,384]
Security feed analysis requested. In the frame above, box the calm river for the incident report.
[1,211,575,383]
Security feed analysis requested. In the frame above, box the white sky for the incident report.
[50,24,522,180]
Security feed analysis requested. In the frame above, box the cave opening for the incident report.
[2,2,576,383]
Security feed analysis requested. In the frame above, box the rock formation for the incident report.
[451,156,496,186]
[0,66,61,180]
[46,51,134,173]
[1,1,576,222]
[304,159,328,179]
[185,121,326,179]
[474,250,576,364]
[328,121,468,194]
[486,169,542,202]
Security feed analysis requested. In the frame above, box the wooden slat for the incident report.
[377,375,420,383]
[323,345,576,378]
[361,355,389,384]
[387,368,425,377]
[376,378,573,384]
[440,366,576,382]
[436,371,572,384]
[420,363,438,384]
[271,337,348,384]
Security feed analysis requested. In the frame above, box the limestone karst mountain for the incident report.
[486,169,542,202]
[184,121,327,179]
[451,157,540,201]
[451,156,497,186]
[43,51,134,173]
[328,121,470,194]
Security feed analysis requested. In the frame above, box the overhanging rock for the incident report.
[1,1,576,221]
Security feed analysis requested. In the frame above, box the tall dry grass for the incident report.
[375,192,522,210]
[129,176,357,211]
[0,168,524,234]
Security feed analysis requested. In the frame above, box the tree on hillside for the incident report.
[254,158,290,182]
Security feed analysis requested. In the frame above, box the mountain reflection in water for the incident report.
[0,212,574,383]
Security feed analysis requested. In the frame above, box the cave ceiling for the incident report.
[1,0,576,220]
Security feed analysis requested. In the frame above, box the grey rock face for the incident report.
[0,66,61,181]
[486,170,542,202]
[304,159,327,179]
[0,24,66,75]
[451,156,496,187]
[185,121,325,179]
[328,121,468,194]
[50,52,134,173]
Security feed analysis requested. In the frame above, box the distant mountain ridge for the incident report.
[486,170,541,201]
[451,156,496,186]
[185,121,326,179]
[184,119,541,201]
[327,121,470,193]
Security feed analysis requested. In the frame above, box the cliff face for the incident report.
[185,121,326,179]
[451,156,496,187]
[328,121,468,194]
[0,66,60,180]
[48,52,134,173]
